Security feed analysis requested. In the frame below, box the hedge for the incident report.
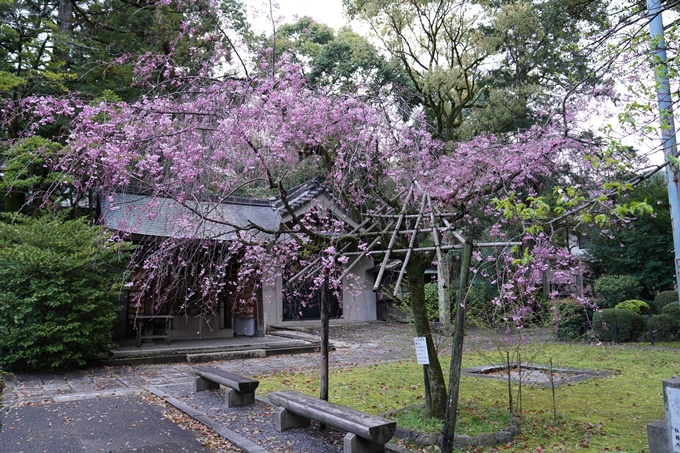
[648,314,679,341]
[0,215,132,371]
[594,275,642,309]
[554,298,591,341]
[592,308,646,343]
[652,290,679,314]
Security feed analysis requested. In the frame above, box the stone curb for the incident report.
[385,406,521,449]
[146,385,270,453]
[186,349,267,363]
[461,363,613,387]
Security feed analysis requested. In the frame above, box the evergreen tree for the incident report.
[586,174,674,298]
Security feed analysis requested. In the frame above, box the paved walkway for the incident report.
[1,393,218,453]
[0,323,422,453]
[2,323,420,407]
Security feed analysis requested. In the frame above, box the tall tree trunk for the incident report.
[56,0,73,70]
[406,254,447,418]
[441,241,473,453]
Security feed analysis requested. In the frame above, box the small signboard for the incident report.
[668,387,680,452]
[414,337,429,365]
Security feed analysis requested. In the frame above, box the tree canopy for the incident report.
[586,174,674,298]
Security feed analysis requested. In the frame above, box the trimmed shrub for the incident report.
[615,299,650,315]
[423,282,440,322]
[652,290,679,314]
[648,314,679,341]
[592,308,646,342]
[594,275,642,309]
[661,301,680,319]
[0,215,132,371]
[554,298,591,341]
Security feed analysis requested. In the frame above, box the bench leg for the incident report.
[195,377,220,392]
[274,407,310,432]
[225,389,255,407]
[344,433,385,453]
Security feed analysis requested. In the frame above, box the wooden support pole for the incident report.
[393,193,428,297]
[426,195,444,268]
[365,213,461,219]
[373,184,415,291]
[287,207,390,285]
[320,281,329,430]
[342,242,521,255]
[441,240,473,453]
[339,219,396,281]
[438,257,452,325]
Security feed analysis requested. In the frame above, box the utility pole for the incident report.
[648,0,680,296]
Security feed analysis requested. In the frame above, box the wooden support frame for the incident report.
[282,179,522,299]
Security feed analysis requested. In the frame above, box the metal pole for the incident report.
[648,0,680,296]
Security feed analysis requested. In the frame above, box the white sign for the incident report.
[668,387,680,452]
[414,337,429,365]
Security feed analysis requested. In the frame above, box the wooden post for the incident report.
[441,240,473,453]
[320,281,329,429]
[507,351,513,413]
[438,256,452,326]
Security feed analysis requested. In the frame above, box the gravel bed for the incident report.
[160,382,346,453]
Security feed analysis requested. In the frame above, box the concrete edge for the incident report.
[461,364,613,387]
[145,385,270,453]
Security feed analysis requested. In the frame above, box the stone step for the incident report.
[94,342,320,366]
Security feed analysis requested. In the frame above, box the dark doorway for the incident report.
[282,284,343,321]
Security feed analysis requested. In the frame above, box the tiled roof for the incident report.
[101,177,353,240]
[269,175,327,212]
[100,192,280,240]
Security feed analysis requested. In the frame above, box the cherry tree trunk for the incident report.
[406,255,447,418]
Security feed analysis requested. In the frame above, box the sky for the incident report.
[247,0,355,35]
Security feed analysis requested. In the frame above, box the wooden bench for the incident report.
[268,390,396,453]
[134,315,173,348]
[192,365,259,407]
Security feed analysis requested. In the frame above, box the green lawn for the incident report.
[255,343,678,451]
